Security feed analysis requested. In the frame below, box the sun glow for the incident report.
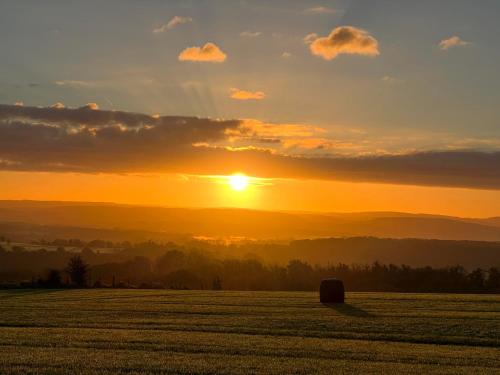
[228,173,249,191]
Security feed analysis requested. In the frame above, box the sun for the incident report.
[228,173,249,191]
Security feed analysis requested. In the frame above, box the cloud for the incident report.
[240,31,262,38]
[153,16,192,33]
[303,33,318,44]
[50,103,99,111]
[1,104,500,190]
[232,119,324,139]
[230,89,266,101]
[439,36,469,50]
[14,101,23,107]
[304,6,337,14]
[54,80,92,87]
[309,26,379,60]
[178,43,227,63]
[281,52,292,58]
[81,102,99,110]
[381,76,404,85]
[0,103,239,173]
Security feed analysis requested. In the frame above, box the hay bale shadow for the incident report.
[322,302,375,317]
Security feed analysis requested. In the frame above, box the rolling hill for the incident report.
[1,200,500,241]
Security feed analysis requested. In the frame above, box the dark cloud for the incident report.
[0,104,239,173]
[0,104,499,190]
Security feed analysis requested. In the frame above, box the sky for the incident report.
[0,0,499,217]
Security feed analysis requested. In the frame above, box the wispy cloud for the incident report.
[178,43,227,63]
[304,6,338,14]
[230,89,266,100]
[309,26,379,60]
[153,16,192,33]
[303,33,318,44]
[439,36,470,50]
[381,76,404,85]
[54,80,94,88]
[240,31,262,38]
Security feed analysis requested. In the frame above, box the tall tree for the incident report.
[67,255,89,287]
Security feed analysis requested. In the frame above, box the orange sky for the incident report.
[1,171,499,217]
[2,2,500,218]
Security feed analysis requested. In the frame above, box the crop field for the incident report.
[0,290,499,374]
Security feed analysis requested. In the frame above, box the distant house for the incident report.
[320,278,344,303]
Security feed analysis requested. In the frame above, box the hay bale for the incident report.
[320,278,345,303]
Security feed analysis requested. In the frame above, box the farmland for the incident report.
[0,290,499,374]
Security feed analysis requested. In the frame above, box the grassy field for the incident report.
[0,290,499,374]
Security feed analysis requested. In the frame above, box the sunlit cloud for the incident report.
[309,26,379,60]
[14,101,24,106]
[230,89,266,101]
[282,138,338,150]
[281,52,292,58]
[178,43,227,63]
[240,31,262,38]
[1,104,500,190]
[153,16,192,33]
[81,102,99,110]
[50,102,65,109]
[228,119,325,140]
[439,36,470,50]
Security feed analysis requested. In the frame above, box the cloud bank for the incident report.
[178,43,227,62]
[309,26,379,60]
[0,104,499,190]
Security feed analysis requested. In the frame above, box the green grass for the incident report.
[0,290,499,374]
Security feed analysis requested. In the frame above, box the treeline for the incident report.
[32,238,131,249]
[1,246,499,293]
[3,236,500,270]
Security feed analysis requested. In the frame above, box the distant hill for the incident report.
[1,200,500,241]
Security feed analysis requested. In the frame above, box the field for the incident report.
[0,290,499,374]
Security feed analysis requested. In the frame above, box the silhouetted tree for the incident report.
[468,268,485,291]
[67,255,89,287]
[45,269,62,288]
[212,276,222,290]
[486,267,500,292]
